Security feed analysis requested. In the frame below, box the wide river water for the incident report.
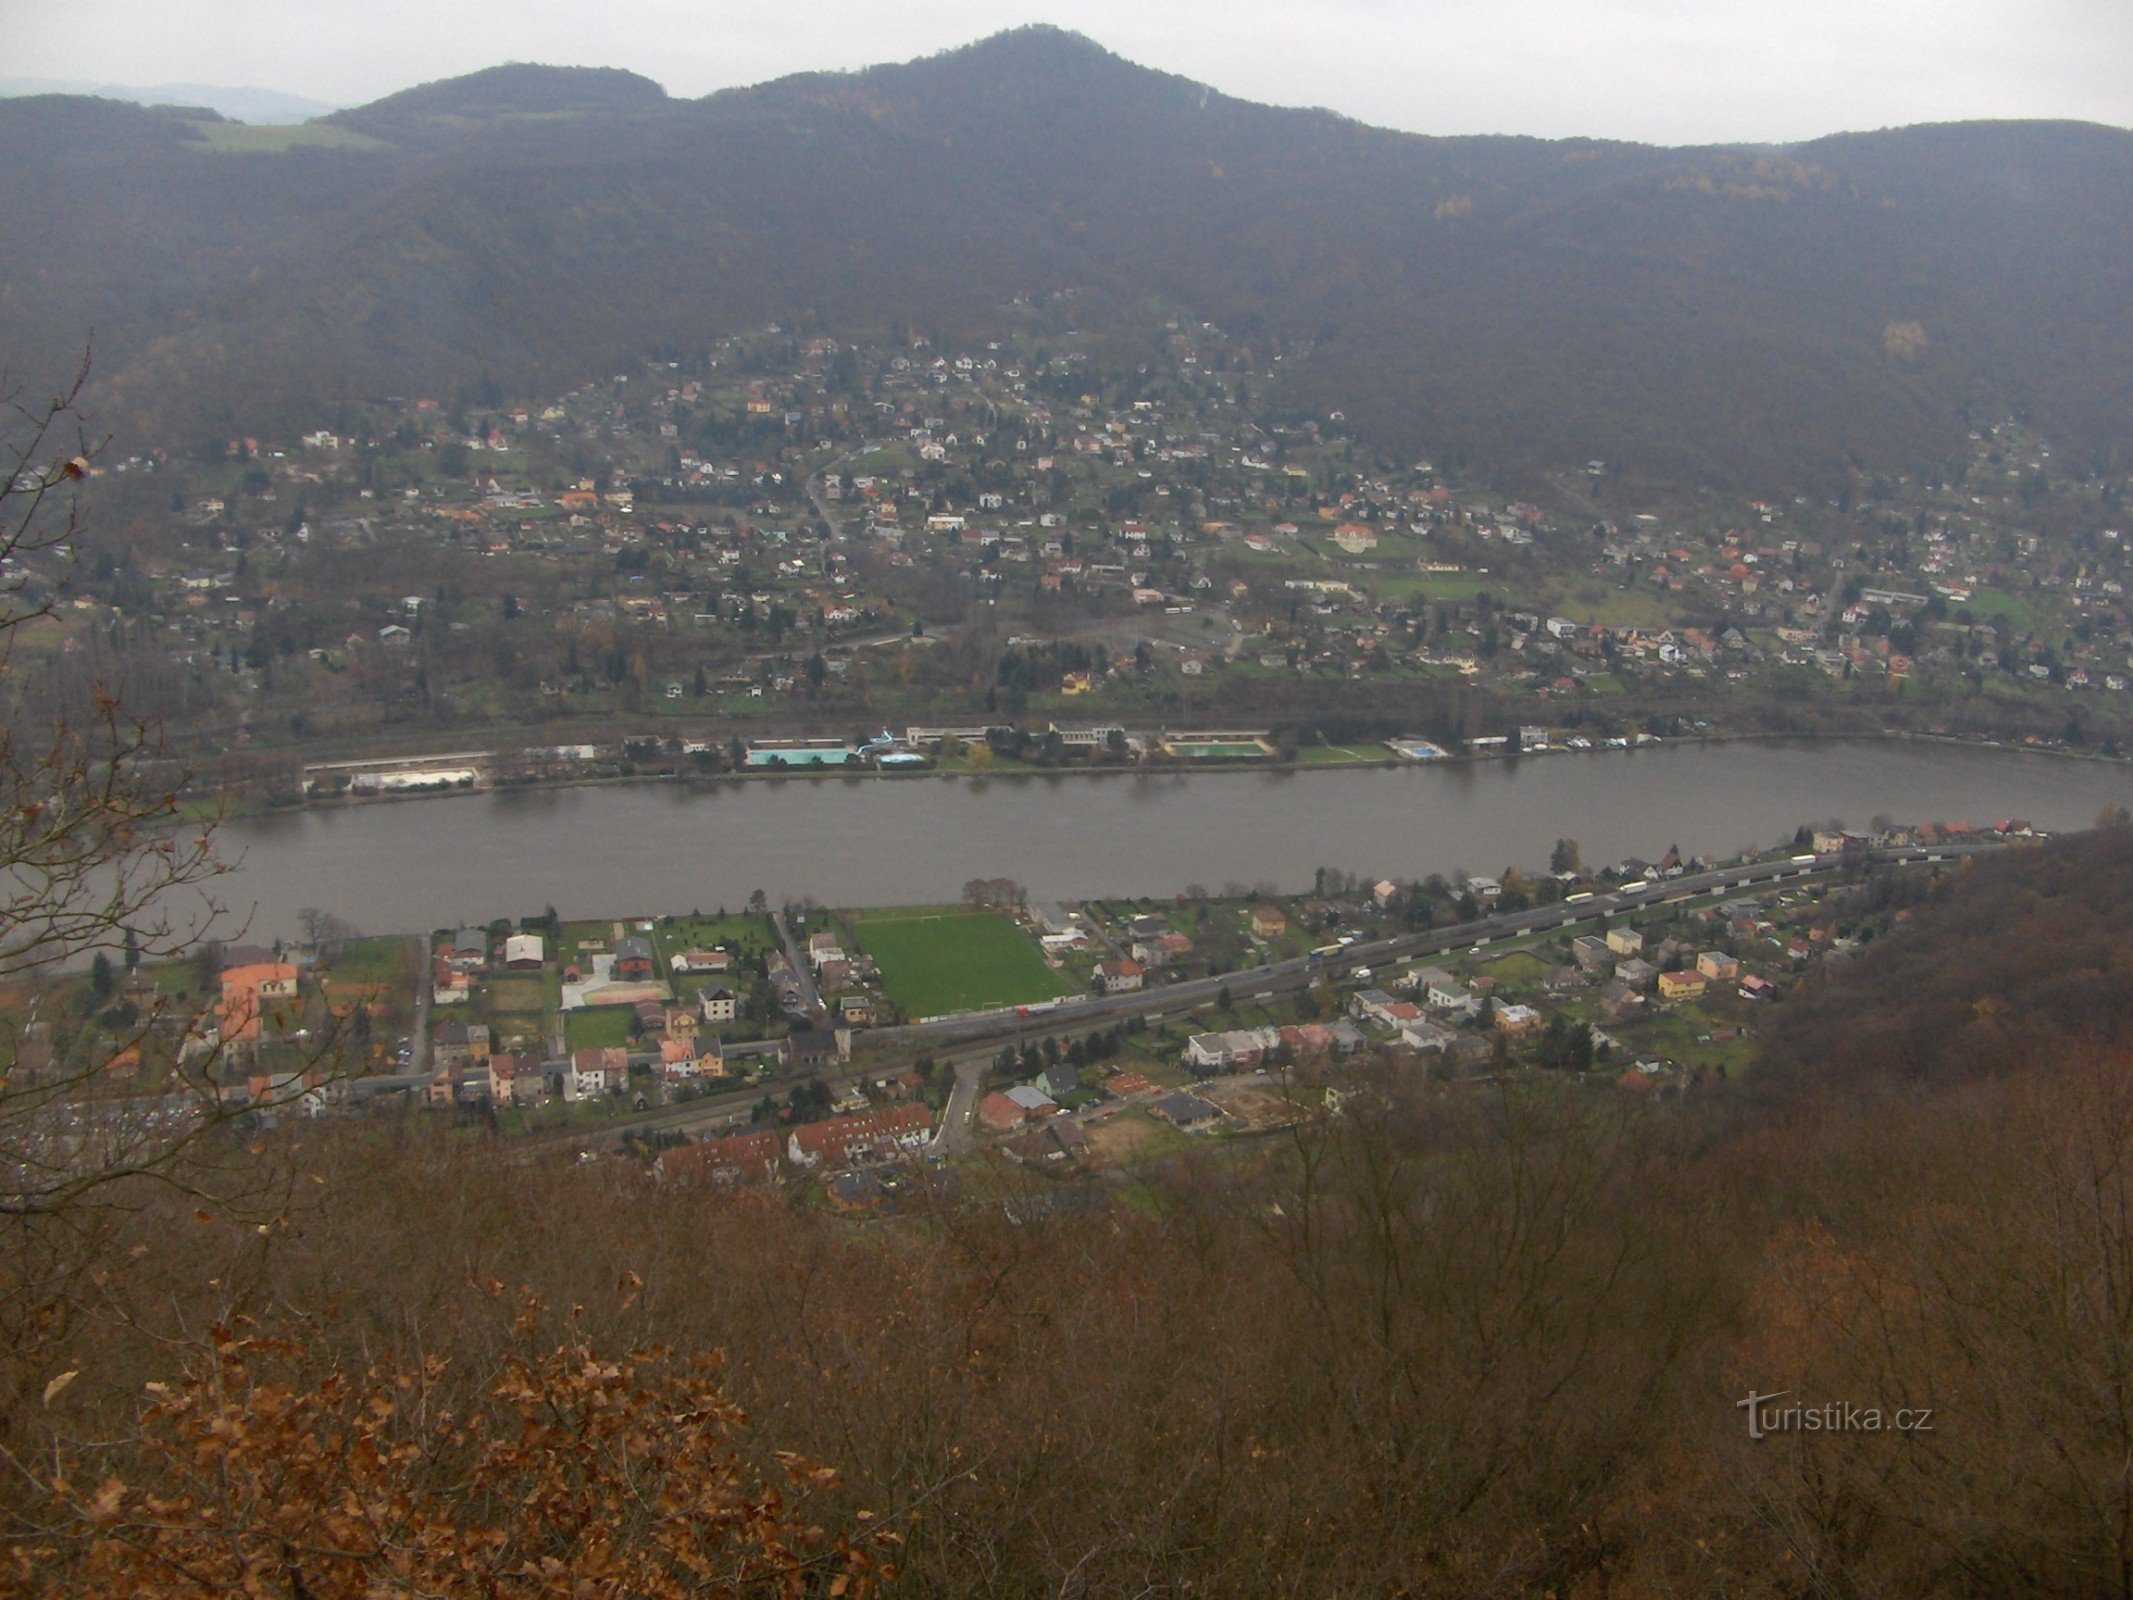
[204,738,2133,942]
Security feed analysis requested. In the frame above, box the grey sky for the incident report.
[6,0,2129,144]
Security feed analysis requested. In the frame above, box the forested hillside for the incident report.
[1757,825,2133,1090]
[1,26,2129,488]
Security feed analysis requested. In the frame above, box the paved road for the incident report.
[935,1056,986,1154]
[805,446,869,543]
[407,936,432,1075]
[771,908,825,1019]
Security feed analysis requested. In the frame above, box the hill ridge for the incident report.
[0,28,2126,486]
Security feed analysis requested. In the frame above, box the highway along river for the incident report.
[213,738,2133,942]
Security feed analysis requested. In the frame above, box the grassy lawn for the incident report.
[1476,950,1552,985]
[486,975,547,1019]
[847,909,1073,1019]
[557,920,620,969]
[1542,580,1680,631]
[1965,587,2041,634]
[564,1006,635,1052]
[1373,571,1493,602]
[324,936,409,984]
[650,913,776,970]
[1613,1005,1759,1075]
[1292,744,1384,766]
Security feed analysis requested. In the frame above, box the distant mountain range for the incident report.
[0,76,336,124]
[2,27,2128,489]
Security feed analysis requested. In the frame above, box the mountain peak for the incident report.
[948,24,1120,66]
[334,63,667,135]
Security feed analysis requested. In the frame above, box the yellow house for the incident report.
[1656,969,1707,1002]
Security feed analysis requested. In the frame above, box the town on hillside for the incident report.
[20,314,2131,811]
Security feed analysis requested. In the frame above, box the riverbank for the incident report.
[219,724,2130,824]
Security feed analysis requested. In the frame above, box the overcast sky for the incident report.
[6,0,2130,144]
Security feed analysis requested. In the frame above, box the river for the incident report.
[209,739,2131,941]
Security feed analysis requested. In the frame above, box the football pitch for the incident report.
[848,910,1074,1019]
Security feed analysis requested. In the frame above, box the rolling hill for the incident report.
[1,25,2128,488]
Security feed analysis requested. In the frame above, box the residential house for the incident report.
[502,934,544,970]
[1277,1022,1336,1059]
[1349,988,1400,1024]
[1656,969,1707,1001]
[1615,957,1658,989]
[658,1126,782,1185]
[218,961,299,1047]
[670,948,730,975]
[613,937,655,981]
[1037,1061,1081,1099]
[569,1046,628,1099]
[433,1021,490,1068]
[781,1027,849,1073]
[487,1052,539,1107]
[1326,1019,1370,1054]
[1185,1028,1276,1072]
[658,1037,701,1080]
[1096,958,1144,994]
[785,1104,933,1169]
[1131,938,1174,970]
[1150,1092,1223,1131]
[1250,906,1288,940]
[1738,974,1778,1001]
[1398,1017,1459,1054]
[1605,927,1645,957]
[979,1092,1029,1131]
[1494,1003,1544,1037]
[449,929,489,971]
[1695,950,1741,982]
[698,985,738,1024]
[1002,1120,1090,1168]
[1570,936,1613,976]
[1004,1083,1059,1118]
[1425,977,1476,1016]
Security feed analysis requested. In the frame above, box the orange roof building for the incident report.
[218,961,298,1045]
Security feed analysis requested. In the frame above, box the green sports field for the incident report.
[848,910,1074,1019]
